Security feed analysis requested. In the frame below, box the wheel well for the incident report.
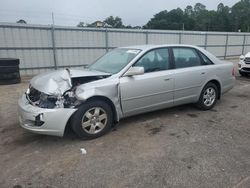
[86,96,118,123]
[208,80,221,99]
[63,96,118,136]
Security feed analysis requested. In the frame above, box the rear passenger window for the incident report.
[173,48,202,69]
[200,52,213,65]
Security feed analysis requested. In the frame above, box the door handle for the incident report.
[164,78,172,81]
[201,72,206,75]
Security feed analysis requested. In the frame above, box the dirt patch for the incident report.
[148,125,164,135]
[236,94,249,98]
[187,113,198,118]
[1,75,250,188]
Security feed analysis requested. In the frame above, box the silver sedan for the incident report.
[18,44,235,139]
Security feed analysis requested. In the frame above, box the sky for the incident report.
[0,0,239,27]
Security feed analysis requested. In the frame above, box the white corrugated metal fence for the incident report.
[0,22,249,75]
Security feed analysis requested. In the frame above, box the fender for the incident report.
[197,76,222,102]
[74,79,123,121]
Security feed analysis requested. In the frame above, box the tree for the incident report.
[16,19,27,24]
[144,1,238,32]
[144,10,168,29]
[144,9,185,30]
[104,16,124,28]
[77,22,86,27]
[184,5,193,16]
[125,25,132,29]
[231,0,250,32]
[75,1,250,32]
[213,4,231,31]
[217,3,225,12]
[194,3,206,13]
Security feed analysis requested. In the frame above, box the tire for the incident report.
[0,66,19,73]
[0,58,19,66]
[0,71,20,80]
[71,100,113,139]
[0,59,21,85]
[0,77,21,85]
[196,82,218,110]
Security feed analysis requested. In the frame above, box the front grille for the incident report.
[28,87,41,102]
[244,58,250,64]
[242,67,250,71]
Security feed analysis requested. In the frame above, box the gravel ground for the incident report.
[0,65,250,188]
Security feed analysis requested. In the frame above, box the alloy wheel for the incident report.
[203,87,216,107]
[81,107,108,134]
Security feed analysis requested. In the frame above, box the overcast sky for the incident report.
[0,0,239,26]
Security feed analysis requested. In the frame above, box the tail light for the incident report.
[232,67,235,76]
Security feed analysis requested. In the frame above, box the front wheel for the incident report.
[196,83,218,110]
[71,100,113,139]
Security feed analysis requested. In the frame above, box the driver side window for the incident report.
[133,48,170,73]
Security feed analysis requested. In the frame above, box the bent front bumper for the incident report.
[239,62,250,73]
[18,94,77,137]
[239,67,250,73]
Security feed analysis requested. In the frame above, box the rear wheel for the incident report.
[196,83,218,110]
[71,100,113,139]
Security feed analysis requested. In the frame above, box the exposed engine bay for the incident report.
[26,74,110,109]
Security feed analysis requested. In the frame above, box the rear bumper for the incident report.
[18,94,77,137]
[222,77,235,95]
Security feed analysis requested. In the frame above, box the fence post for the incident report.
[145,31,149,44]
[204,33,208,49]
[105,28,109,53]
[224,34,229,59]
[51,25,58,69]
[179,32,182,44]
[242,35,246,55]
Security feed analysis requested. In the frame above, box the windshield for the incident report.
[89,48,141,74]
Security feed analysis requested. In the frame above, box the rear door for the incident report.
[171,47,211,105]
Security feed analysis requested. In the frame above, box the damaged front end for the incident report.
[18,68,120,137]
[26,86,78,109]
[26,69,111,109]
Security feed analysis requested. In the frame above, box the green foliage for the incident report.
[77,22,85,27]
[231,0,250,32]
[144,1,250,32]
[76,1,250,31]
[16,19,27,24]
[104,16,124,28]
[144,9,185,30]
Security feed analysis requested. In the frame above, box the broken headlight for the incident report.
[63,90,77,108]
[38,93,58,108]
[26,86,78,109]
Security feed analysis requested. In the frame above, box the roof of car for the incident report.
[119,44,220,64]
[119,44,200,51]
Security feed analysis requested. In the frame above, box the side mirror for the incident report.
[240,55,245,61]
[124,66,144,76]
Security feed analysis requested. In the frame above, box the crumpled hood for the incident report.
[30,68,110,95]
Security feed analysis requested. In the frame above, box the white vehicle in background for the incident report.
[239,53,250,76]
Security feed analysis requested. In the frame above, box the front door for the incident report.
[119,48,174,117]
